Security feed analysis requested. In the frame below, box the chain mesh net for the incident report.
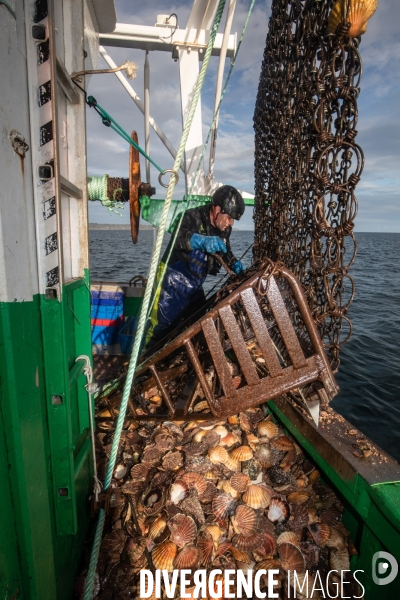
[253,0,364,371]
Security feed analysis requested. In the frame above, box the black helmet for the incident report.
[212,185,245,221]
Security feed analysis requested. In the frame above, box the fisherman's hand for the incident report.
[232,260,245,274]
[190,233,227,254]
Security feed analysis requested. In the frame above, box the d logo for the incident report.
[372,551,398,586]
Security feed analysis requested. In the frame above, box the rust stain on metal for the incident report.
[129,130,141,244]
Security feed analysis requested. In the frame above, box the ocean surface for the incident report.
[90,230,400,463]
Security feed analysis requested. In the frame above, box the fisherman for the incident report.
[144,185,245,349]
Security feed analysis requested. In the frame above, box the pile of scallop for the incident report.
[88,408,362,599]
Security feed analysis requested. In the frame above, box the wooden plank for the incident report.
[240,288,283,377]
[266,276,307,369]
[201,317,237,400]
[218,305,259,386]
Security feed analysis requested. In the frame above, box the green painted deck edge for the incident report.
[0,271,94,600]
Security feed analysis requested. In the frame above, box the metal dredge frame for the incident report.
[134,263,338,420]
[253,0,363,370]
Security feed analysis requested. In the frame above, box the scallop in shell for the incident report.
[255,445,273,468]
[174,545,202,570]
[326,527,347,551]
[230,445,253,462]
[181,472,208,496]
[243,484,271,509]
[257,419,279,439]
[270,436,295,452]
[330,548,350,571]
[327,0,378,37]
[278,542,306,572]
[152,541,178,571]
[308,522,331,548]
[218,479,240,499]
[277,531,300,547]
[148,516,167,541]
[203,524,224,543]
[212,492,236,520]
[170,479,189,505]
[141,488,165,516]
[246,433,259,451]
[232,531,263,552]
[124,537,147,565]
[267,497,290,523]
[199,481,218,503]
[162,450,183,471]
[155,433,176,452]
[229,546,253,563]
[168,514,197,548]
[287,491,310,505]
[220,432,240,448]
[198,531,215,568]
[213,425,228,439]
[204,470,219,481]
[224,456,241,472]
[258,531,277,557]
[232,505,258,536]
[180,495,205,525]
[208,446,229,465]
[142,446,162,466]
[193,430,208,443]
[230,472,250,492]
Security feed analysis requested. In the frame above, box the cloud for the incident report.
[86,0,399,231]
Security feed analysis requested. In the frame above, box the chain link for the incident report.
[253,0,363,370]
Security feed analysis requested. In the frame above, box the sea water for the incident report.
[89,230,400,462]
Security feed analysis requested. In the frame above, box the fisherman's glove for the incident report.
[232,260,245,274]
[190,233,227,254]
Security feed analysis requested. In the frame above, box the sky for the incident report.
[86,0,400,232]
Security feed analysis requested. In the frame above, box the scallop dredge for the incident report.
[88,406,363,599]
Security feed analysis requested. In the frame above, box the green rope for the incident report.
[87,97,165,175]
[145,0,257,327]
[87,175,124,217]
[82,2,227,598]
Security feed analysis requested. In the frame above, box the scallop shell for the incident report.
[228,415,240,425]
[267,465,297,487]
[220,432,240,448]
[320,506,342,527]
[229,546,253,563]
[230,445,253,462]
[174,544,202,570]
[218,479,240,499]
[142,446,162,465]
[142,488,165,516]
[203,524,224,543]
[193,400,210,412]
[270,436,295,452]
[170,479,189,504]
[212,492,236,520]
[198,531,215,568]
[308,522,331,548]
[267,497,290,522]
[243,484,271,509]
[124,537,147,564]
[181,472,208,496]
[278,542,306,572]
[213,425,228,439]
[255,558,282,572]
[242,458,262,482]
[193,430,208,443]
[148,516,167,541]
[255,445,273,468]
[208,446,229,464]
[155,433,176,452]
[168,514,197,548]
[183,441,208,456]
[288,491,310,505]
[199,481,218,503]
[280,449,297,471]
[232,505,258,536]
[246,433,260,451]
[114,463,127,479]
[162,450,183,471]
[152,541,178,571]
[224,456,241,472]
[257,419,279,439]
[259,532,277,557]
[277,531,300,547]
[326,527,347,551]
[308,470,320,485]
[330,548,350,571]
[216,541,232,557]
[101,529,127,554]
[232,531,263,552]
[180,495,205,525]
[327,0,378,37]
[204,470,219,481]
[230,472,250,492]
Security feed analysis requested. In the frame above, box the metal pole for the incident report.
[144,51,157,265]
[99,46,185,174]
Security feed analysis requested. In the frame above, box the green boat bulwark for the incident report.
[0,0,399,599]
